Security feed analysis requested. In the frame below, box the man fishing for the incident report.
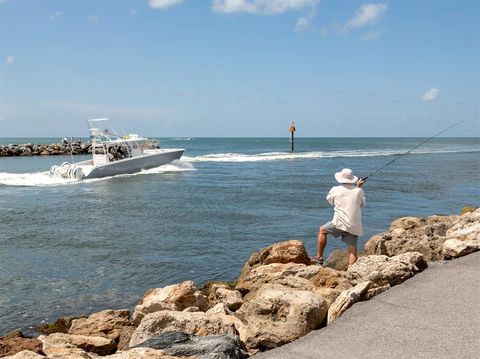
[310,122,462,267]
[313,168,365,267]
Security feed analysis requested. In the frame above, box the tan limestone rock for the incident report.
[238,240,311,282]
[132,281,210,324]
[364,214,457,261]
[310,267,353,291]
[0,337,44,357]
[347,252,427,287]
[443,238,480,259]
[206,303,233,315]
[2,351,46,359]
[238,284,327,352]
[445,209,480,242]
[207,284,244,311]
[363,284,391,300]
[236,262,320,296]
[69,309,132,341]
[327,281,371,324]
[39,332,116,356]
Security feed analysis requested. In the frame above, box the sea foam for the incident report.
[0,160,195,187]
[182,148,477,163]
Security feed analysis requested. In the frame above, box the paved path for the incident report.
[254,252,480,359]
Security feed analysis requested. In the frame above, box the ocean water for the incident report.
[0,137,479,335]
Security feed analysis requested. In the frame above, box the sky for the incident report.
[0,0,478,137]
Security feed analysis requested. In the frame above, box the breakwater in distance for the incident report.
[0,139,162,157]
[0,142,91,157]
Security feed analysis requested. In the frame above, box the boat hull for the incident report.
[83,149,184,179]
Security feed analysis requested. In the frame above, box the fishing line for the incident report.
[362,120,464,181]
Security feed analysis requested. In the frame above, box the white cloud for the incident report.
[345,3,387,29]
[5,55,14,65]
[87,15,100,23]
[295,16,310,31]
[359,29,382,41]
[49,11,63,21]
[212,0,319,15]
[421,88,440,102]
[149,0,184,9]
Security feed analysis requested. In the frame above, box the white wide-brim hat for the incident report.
[335,168,358,184]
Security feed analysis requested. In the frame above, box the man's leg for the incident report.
[317,226,328,259]
[347,245,358,266]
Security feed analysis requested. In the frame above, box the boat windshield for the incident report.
[88,118,122,143]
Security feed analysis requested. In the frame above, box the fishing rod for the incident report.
[361,120,464,182]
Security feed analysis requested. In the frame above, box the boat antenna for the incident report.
[362,120,464,181]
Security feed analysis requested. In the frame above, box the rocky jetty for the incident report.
[1,208,478,359]
[0,142,91,157]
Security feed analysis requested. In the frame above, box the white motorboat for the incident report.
[50,118,184,180]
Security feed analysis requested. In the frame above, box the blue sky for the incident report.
[0,0,478,137]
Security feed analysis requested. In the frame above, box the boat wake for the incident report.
[182,148,479,163]
[0,160,195,187]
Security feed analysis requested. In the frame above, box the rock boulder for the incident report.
[238,240,311,282]
[2,351,46,359]
[206,284,244,311]
[129,311,244,348]
[0,337,44,357]
[364,214,457,261]
[69,309,132,342]
[443,238,480,259]
[445,209,480,242]
[133,281,210,324]
[347,252,427,287]
[327,281,371,324]
[236,262,320,296]
[39,333,116,356]
[237,284,327,353]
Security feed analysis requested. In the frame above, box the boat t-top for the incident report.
[50,118,184,180]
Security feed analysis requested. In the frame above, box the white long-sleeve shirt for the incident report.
[326,184,366,236]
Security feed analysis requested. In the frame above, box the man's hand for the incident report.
[356,179,366,187]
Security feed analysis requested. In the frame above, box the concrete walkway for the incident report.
[255,252,480,359]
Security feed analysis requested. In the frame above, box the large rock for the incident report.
[206,284,244,311]
[129,311,245,348]
[133,281,210,324]
[310,267,353,291]
[236,262,320,296]
[443,238,480,259]
[132,332,248,359]
[327,281,371,324]
[2,351,46,359]
[36,316,87,335]
[39,333,116,356]
[324,250,366,271]
[238,240,311,282]
[445,209,480,242]
[324,249,350,271]
[0,337,44,357]
[69,309,132,342]
[237,284,327,353]
[347,252,427,287]
[364,214,457,261]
